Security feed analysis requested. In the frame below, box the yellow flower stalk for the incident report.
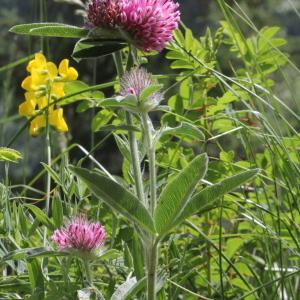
[19,53,78,136]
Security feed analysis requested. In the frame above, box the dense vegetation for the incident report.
[0,0,300,299]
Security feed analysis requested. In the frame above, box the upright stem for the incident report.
[147,243,158,300]
[142,113,158,299]
[83,259,93,287]
[44,87,51,247]
[45,123,51,216]
[141,113,156,214]
[113,51,145,204]
[126,113,146,204]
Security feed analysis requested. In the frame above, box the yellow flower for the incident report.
[49,108,68,132]
[51,82,65,99]
[19,100,35,117]
[59,59,78,81]
[29,115,46,137]
[26,53,47,73]
[19,53,78,136]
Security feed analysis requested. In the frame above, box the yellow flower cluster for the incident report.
[19,53,78,136]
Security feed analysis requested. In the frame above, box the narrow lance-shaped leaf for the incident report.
[10,23,88,38]
[70,166,156,235]
[171,169,259,230]
[154,153,208,236]
[24,204,55,230]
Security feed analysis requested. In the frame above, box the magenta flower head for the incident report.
[51,215,105,258]
[119,67,163,112]
[118,0,180,51]
[86,0,120,28]
[86,0,180,52]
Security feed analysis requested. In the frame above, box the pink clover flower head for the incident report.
[118,0,180,51]
[86,0,180,52]
[51,215,105,254]
[86,0,121,28]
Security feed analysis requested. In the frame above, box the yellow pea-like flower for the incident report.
[21,76,32,91]
[29,115,46,137]
[51,82,65,99]
[59,59,78,81]
[19,100,35,117]
[20,53,78,136]
[26,53,47,73]
[49,108,68,132]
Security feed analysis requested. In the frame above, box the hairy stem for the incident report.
[83,259,93,287]
[141,113,157,214]
[113,51,145,204]
[147,242,158,300]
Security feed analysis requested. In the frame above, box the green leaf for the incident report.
[161,122,205,141]
[70,166,156,235]
[10,23,88,38]
[10,23,64,34]
[63,81,104,105]
[41,163,61,186]
[111,277,138,300]
[27,259,44,294]
[94,124,140,133]
[140,84,162,103]
[72,39,127,60]
[225,238,244,259]
[154,153,208,236]
[171,169,259,229]
[97,249,122,261]
[51,198,64,228]
[24,204,55,230]
[92,109,114,132]
[0,147,22,163]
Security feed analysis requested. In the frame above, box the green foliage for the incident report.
[0,147,22,163]
[70,166,156,235]
[10,23,88,38]
[1,1,300,299]
[154,153,208,237]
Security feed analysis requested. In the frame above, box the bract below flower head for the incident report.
[51,215,106,258]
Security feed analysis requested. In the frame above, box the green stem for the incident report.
[141,113,156,214]
[83,259,93,287]
[125,113,145,205]
[44,87,51,247]
[113,51,145,204]
[147,242,158,300]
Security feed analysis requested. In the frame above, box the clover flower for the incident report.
[86,0,120,28]
[120,67,153,97]
[118,0,180,51]
[86,0,180,52]
[52,215,106,255]
[119,67,163,112]
[19,53,78,136]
